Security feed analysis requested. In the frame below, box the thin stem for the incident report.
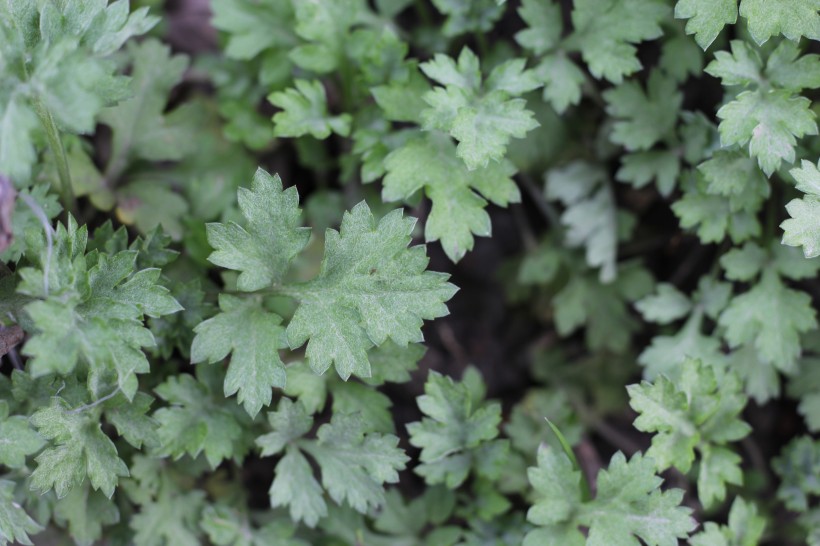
[67,387,121,414]
[33,101,77,216]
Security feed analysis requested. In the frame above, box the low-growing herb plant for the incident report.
[0,0,819,544]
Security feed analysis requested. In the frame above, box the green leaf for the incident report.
[675,0,737,49]
[616,150,681,197]
[206,168,310,291]
[306,413,409,513]
[191,294,286,418]
[690,497,767,546]
[269,447,326,527]
[628,359,750,507]
[430,0,505,37]
[53,483,120,546]
[719,269,817,374]
[604,71,682,151]
[0,479,42,546]
[200,503,308,546]
[98,39,193,179]
[269,80,352,139]
[383,132,520,262]
[545,162,619,282]
[553,262,653,352]
[0,0,157,181]
[18,218,181,399]
[782,159,820,257]
[705,41,764,86]
[0,401,44,469]
[739,0,820,44]
[407,369,508,488]
[126,456,205,546]
[420,48,540,170]
[772,436,820,512]
[286,201,457,379]
[255,398,313,457]
[567,0,669,84]
[30,398,129,499]
[525,449,696,545]
[515,0,563,55]
[716,90,816,176]
[211,0,296,61]
[258,405,408,527]
[153,373,246,467]
[635,283,692,324]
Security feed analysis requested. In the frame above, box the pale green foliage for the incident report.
[200,504,307,546]
[706,40,820,176]
[382,132,519,262]
[153,371,249,467]
[628,359,751,507]
[191,295,286,417]
[0,0,157,181]
[676,0,820,48]
[545,162,621,282]
[420,48,540,170]
[17,217,181,399]
[720,254,818,375]
[256,398,409,527]
[568,0,669,84]
[30,398,129,499]
[206,169,310,291]
[772,436,820,512]
[739,0,820,44]
[198,168,455,404]
[270,80,352,139]
[636,277,730,379]
[286,202,456,379]
[524,449,696,546]
[604,71,682,152]
[675,0,737,49]
[0,480,41,546]
[782,159,820,257]
[0,401,44,469]
[690,497,766,546]
[407,369,509,488]
[431,0,504,36]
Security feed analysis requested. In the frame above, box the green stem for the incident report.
[34,100,77,216]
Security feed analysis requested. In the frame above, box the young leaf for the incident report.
[382,131,519,262]
[18,218,181,399]
[420,48,540,170]
[525,449,696,546]
[627,359,751,507]
[206,168,310,291]
[407,369,509,488]
[269,80,352,139]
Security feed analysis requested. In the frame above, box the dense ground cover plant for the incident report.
[1,0,819,544]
